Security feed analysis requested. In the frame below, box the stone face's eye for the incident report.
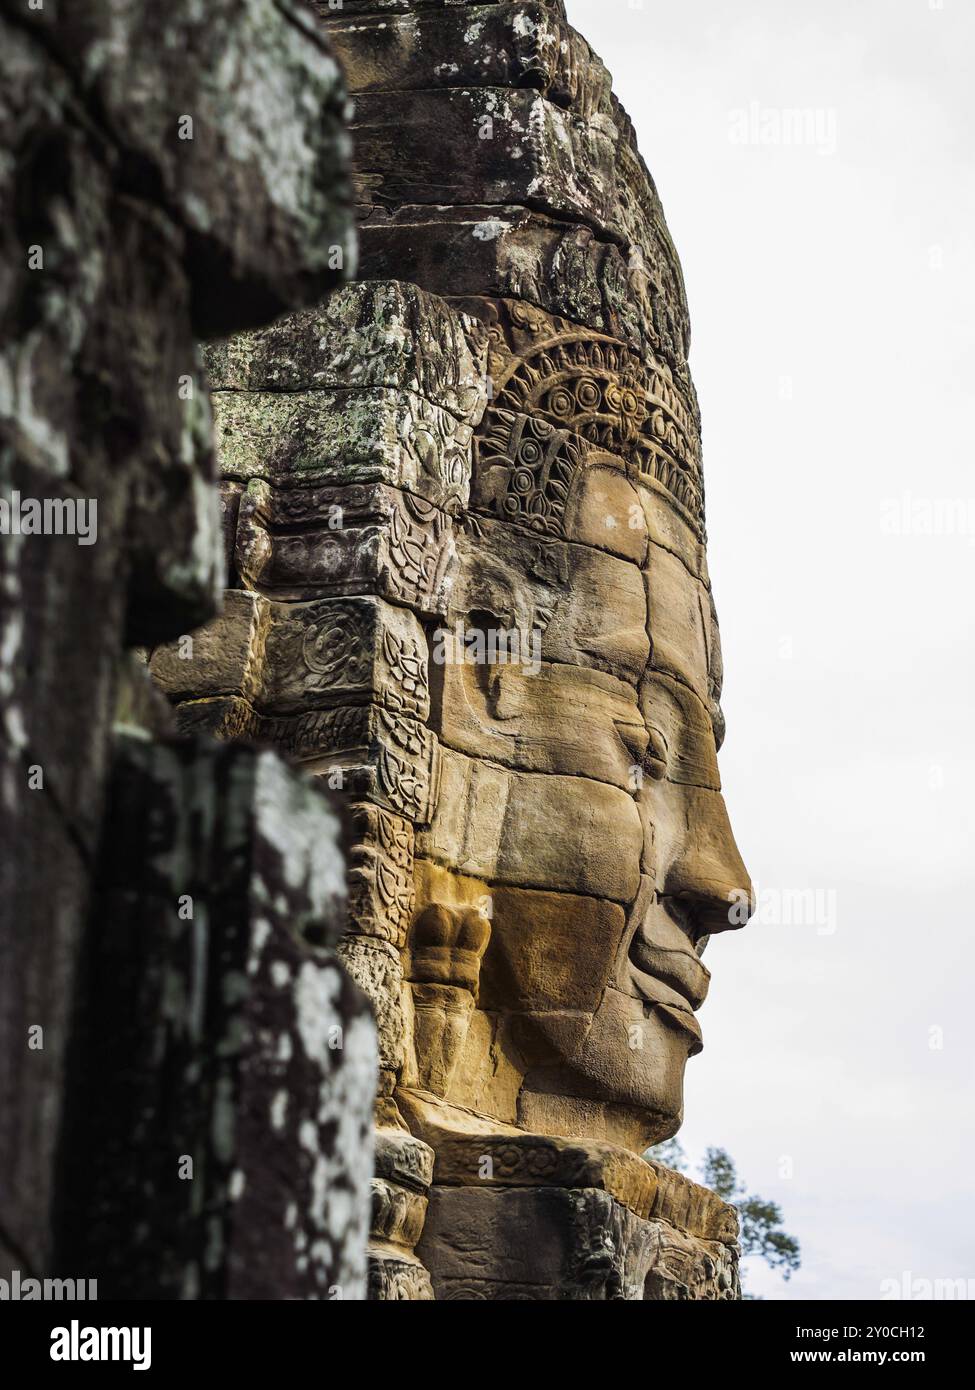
[710,698,727,754]
[645,725,670,779]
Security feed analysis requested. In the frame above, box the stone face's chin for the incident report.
[517,979,700,1153]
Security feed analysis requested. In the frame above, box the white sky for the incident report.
[566,0,975,1299]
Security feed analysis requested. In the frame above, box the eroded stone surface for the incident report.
[57,737,376,1299]
[0,0,371,1296]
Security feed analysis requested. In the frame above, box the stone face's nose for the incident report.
[663,787,755,939]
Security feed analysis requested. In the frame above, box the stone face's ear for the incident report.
[408,903,490,997]
[408,904,456,988]
[405,902,491,1100]
[454,907,493,982]
[706,591,727,752]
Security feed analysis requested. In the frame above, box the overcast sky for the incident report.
[566,0,975,1299]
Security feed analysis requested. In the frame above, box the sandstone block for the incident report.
[358,205,692,385]
[13,0,357,335]
[350,88,617,236]
[418,748,642,903]
[175,696,441,827]
[435,655,646,788]
[55,735,376,1299]
[205,281,488,423]
[234,481,456,616]
[153,593,429,721]
[213,386,476,513]
[149,590,268,706]
[477,885,629,1015]
[326,4,607,116]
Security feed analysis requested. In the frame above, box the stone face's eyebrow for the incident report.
[694,586,727,751]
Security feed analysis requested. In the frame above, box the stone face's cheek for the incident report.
[477,888,629,1017]
[417,753,643,905]
[439,657,648,790]
[497,773,643,906]
[517,986,695,1153]
[406,885,632,1118]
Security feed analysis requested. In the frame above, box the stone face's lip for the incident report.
[627,967,705,1046]
[657,1001,704,1050]
[628,938,711,1011]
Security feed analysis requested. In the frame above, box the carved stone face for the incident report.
[401,300,754,1155]
[157,0,757,1298]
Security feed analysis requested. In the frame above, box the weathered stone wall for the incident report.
[0,0,375,1298]
[149,0,753,1299]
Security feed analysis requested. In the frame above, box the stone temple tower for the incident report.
[151,0,754,1300]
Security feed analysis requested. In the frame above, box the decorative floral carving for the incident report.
[300,606,371,690]
[382,627,428,719]
[473,303,706,533]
